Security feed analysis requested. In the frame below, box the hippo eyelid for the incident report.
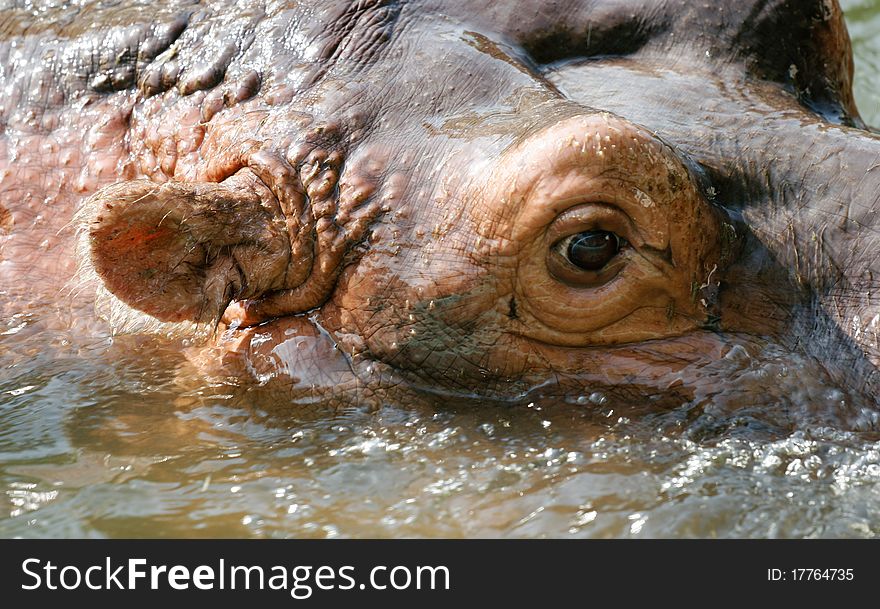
[639,243,674,265]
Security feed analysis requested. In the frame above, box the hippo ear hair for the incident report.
[79,179,290,327]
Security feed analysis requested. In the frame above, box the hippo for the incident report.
[1,0,878,429]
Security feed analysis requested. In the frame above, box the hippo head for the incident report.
[82,0,880,429]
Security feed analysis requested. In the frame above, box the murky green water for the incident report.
[845,0,880,126]
[2,4,880,539]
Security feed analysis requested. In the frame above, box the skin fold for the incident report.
[1,0,878,427]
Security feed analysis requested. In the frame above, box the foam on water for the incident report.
[3,303,880,538]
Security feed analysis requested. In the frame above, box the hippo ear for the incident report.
[84,179,290,324]
[729,0,858,124]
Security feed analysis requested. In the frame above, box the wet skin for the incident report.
[1,0,879,426]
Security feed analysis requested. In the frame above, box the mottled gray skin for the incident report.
[1,1,879,429]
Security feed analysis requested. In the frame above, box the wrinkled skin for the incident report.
[1,0,879,428]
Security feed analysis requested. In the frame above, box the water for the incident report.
[3,5,880,539]
[845,0,880,126]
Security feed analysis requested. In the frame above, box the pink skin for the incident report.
[0,82,850,425]
[0,95,748,408]
[193,113,733,404]
[0,96,135,336]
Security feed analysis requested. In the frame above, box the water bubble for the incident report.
[589,392,607,405]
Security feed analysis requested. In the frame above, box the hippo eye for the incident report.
[564,230,622,271]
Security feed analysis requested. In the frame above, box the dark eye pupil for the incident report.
[566,231,620,271]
